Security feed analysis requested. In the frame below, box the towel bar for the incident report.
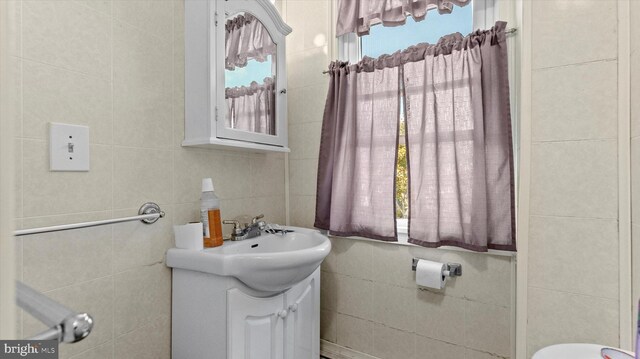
[14,202,165,237]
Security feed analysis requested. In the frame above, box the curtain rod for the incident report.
[322,27,518,74]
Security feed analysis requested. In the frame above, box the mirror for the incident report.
[224,12,277,136]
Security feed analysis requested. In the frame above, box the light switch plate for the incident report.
[49,123,90,171]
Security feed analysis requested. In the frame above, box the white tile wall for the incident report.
[632,0,640,138]
[372,324,416,359]
[22,140,113,216]
[336,314,374,354]
[531,60,618,142]
[633,135,640,224]
[284,0,329,54]
[22,60,113,143]
[527,287,619,357]
[531,0,617,70]
[22,0,111,78]
[529,216,619,298]
[415,290,466,346]
[528,0,622,354]
[631,0,640,347]
[530,140,618,219]
[373,283,415,332]
[10,0,286,357]
[335,274,374,321]
[317,237,514,358]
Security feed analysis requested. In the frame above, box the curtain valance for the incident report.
[225,77,275,99]
[225,13,276,70]
[336,0,471,37]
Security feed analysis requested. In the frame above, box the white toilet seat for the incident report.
[532,344,634,359]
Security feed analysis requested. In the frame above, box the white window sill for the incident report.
[323,218,516,258]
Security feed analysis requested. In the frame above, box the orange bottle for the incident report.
[200,178,223,247]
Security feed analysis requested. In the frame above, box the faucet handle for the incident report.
[251,214,264,224]
[223,219,243,235]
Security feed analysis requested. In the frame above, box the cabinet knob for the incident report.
[277,310,288,319]
[289,304,298,312]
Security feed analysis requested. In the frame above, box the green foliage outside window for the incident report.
[396,121,408,219]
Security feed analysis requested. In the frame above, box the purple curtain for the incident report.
[316,22,516,252]
[314,62,400,241]
[225,77,276,135]
[404,22,515,252]
[336,0,471,37]
[226,13,276,70]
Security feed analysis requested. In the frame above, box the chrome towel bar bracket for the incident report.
[14,202,165,236]
[138,202,164,224]
[17,281,93,343]
[411,258,462,277]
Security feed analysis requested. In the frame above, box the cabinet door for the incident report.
[227,289,285,359]
[284,270,320,359]
[215,0,289,148]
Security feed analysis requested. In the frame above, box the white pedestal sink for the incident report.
[166,226,331,359]
[167,226,330,292]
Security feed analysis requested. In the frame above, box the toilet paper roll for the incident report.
[415,259,447,290]
[173,223,204,250]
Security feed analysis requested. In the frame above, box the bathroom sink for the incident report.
[166,226,331,292]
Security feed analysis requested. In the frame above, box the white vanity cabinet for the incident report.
[184,0,292,152]
[227,270,320,359]
[283,273,319,359]
[170,267,320,359]
[227,290,285,359]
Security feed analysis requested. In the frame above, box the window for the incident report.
[225,56,274,88]
[338,0,495,63]
[336,0,498,232]
[361,6,473,58]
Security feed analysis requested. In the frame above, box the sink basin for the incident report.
[166,226,331,292]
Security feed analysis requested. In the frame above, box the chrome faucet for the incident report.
[223,214,267,241]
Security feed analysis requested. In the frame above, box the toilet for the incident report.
[532,344,635,359]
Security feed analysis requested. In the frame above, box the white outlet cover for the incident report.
[49,123,90,171]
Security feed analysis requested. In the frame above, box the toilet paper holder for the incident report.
[411,258,462,277]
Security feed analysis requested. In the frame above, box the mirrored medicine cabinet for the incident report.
[184,0,292,152]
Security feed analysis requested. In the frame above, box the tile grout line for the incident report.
[18,0,24,338]
[111,12,173,46]
[171,0,177,215]
[528,284,621,302]
[109,2,116,355]
[331,312,508,358]
[17,57,110,82]
[531,137,619,144]
[529,213,620,221]
[532,57,619,72]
